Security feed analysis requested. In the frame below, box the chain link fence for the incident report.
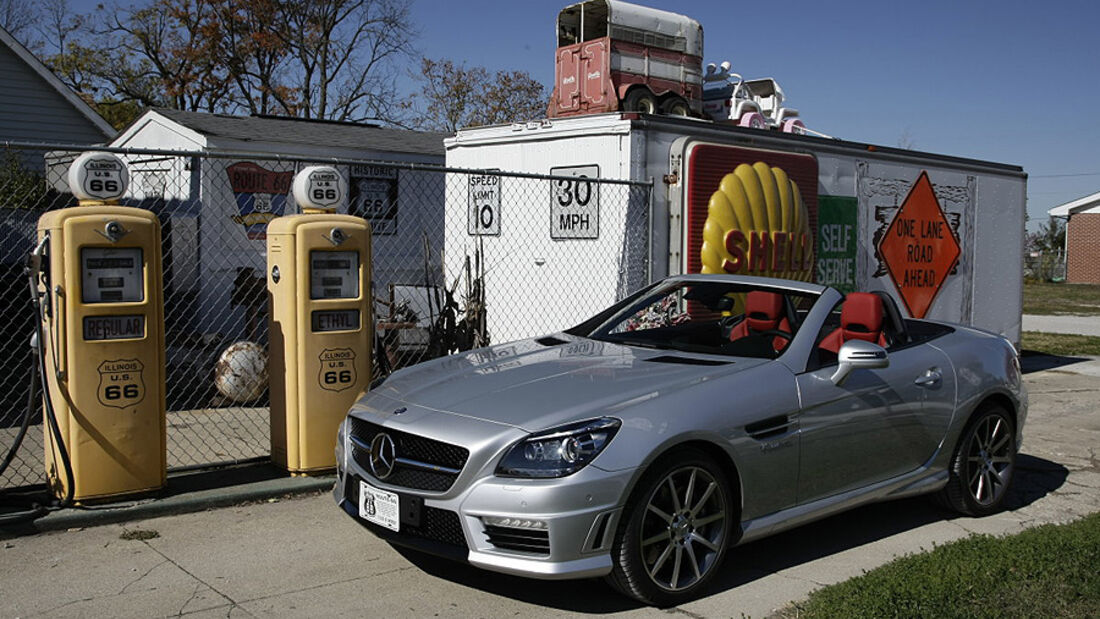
[1024,249,1066,283]
[0,143,652,490]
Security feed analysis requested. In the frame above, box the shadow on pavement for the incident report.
[1020,351,1090,374]
[395,454,1068,613]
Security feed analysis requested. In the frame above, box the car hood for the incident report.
[369,335,768,432]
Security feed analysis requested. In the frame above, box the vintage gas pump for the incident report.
[268,166,371,474]
[35,152,166,502]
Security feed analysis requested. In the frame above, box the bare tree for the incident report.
[0,0,37,40]
[897,127,917,150]
[35,0,80,56]
[279,0,416,121]
[404,57,547,132]
[37,0,416,127]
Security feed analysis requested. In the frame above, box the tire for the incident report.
[781,118,806,134]
[661,97,691,116]
[623,89,658,115]
[605,448,733,606]
[738,112,766,129]
[938,403,1016,516]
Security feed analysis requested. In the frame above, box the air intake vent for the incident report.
[484,525,550,555]
[536,336,568,346]
[745,415,793,440]
[644,355,730,366]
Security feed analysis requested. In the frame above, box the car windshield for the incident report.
[574,280,819,359]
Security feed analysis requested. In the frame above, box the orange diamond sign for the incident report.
[878,171,960,318]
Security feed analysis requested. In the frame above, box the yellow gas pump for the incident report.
[268,166,371,474]
[35,152,166,502]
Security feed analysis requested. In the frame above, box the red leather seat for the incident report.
[818,292,888,354]
[729,291,792,351]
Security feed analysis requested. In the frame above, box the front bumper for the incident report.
[334,437,632,580]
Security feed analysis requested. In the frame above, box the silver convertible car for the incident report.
[334,275,1026,605]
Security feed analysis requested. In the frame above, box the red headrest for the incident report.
[840,292,884,343]
[745,291,784,331]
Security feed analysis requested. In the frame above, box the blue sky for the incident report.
[63,0,1100,230]
[408,0,1099,231]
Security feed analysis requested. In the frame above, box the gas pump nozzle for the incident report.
[27,233,50,319]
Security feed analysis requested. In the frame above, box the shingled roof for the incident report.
[153,108,447,156]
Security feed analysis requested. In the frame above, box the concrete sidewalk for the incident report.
[1023,313,1100,336]
[1,356,1098,618]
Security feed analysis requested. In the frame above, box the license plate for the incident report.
[358,480,400,532]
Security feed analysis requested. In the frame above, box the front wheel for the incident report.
[939,403,1016,516]
[605,449,732,606]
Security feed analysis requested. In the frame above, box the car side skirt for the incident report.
[737,467,949,545]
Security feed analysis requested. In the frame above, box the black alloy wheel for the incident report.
[940,403,1016,516]
[606,448,732,606]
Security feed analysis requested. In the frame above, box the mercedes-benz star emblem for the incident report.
[369,433,397,480]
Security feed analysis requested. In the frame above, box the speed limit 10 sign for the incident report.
[467,171,501,236]
[68,152,129,202]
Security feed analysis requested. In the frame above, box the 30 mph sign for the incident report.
[550,165,599,239]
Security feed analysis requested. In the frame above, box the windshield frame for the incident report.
[569,276,825,360]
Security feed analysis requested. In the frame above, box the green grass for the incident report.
[1021,331,1100,356]
[1024,281,1100,315]
[780,512,1100,619]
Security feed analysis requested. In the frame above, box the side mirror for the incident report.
[830,339,888,386]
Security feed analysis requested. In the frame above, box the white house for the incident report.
[99,108,448,342]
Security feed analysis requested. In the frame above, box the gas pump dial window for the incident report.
[81,247,144,303]
[310,250,359,300]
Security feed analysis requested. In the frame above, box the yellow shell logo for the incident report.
[700,162,814,281]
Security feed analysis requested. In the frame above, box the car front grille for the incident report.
[346,477,467,548]
[349,417,469,492]
[483,524,551,555]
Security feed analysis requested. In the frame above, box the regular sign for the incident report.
[550,165,599,239]
[878,171,961,318]
[468,172,501,236]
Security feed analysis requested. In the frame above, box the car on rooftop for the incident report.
[333,274,1026,605]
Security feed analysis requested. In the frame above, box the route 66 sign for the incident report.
[68,152,129,202]
[97,359,146,409]
[293,166,347,211]
[318,348,356,392]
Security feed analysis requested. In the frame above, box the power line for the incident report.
[1031,171,1100,178]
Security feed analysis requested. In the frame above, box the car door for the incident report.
[794,342,951,505]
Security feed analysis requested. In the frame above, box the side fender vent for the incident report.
[745,415,793,440]
[536,336,568,346]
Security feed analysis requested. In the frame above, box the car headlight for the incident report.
[496,417,621,478]
[335,418,348,472]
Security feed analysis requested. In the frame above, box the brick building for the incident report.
[1049,191,1100,284]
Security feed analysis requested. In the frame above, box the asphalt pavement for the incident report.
[2,353,1098,618]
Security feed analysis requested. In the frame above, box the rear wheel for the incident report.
[605,448,732,606]
[939,403,1016,516]
[661,97,691,116]
[623,89,658,115]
